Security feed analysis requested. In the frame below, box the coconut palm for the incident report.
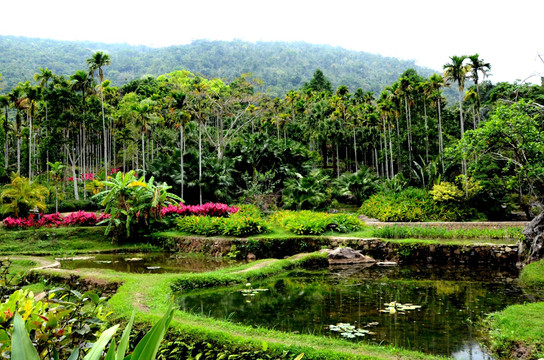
[0,174,49,218]
[443,55,471,175]
[87,51,111,179]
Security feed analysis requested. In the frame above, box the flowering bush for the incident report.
[2,211,110,229]
[161,202,239,218]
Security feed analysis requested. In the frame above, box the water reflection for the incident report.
[177,264,539,358]
[60,253,243,273]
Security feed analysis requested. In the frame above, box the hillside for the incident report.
[0,35,438,96]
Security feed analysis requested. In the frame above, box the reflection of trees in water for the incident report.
[178,266,531,357]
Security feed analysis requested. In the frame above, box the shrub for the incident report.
[2,211,110,229]
[176,213,268,237]
[160,202,239,217]
[359,187,483,222]
[270,210,363,235]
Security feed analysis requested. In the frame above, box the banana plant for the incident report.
[11,303,174,360]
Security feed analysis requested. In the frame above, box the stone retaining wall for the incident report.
[157,234,520,267]
[333,238,519,267]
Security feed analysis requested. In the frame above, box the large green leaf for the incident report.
[128,304,174,360]
[82,324,119,360]
[116,312,135,360]
[11,313,40,360]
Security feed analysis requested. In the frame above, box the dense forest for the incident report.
[0,36,439,97]
[0,37,543,222]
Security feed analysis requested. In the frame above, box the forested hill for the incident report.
[0,35,438,96]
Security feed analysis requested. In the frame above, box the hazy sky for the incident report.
[1,0,543,84]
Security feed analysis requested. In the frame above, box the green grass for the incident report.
[484,302,544,359]
[1,223,538,359]
[0,227,163,255]
[370,225,523,243]
[520,259,544,291]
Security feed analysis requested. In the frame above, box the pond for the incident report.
[176,264,538,359]
[60,253,243,274]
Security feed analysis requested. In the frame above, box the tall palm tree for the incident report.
[468,54,491,126]
[396,77,415,171]
[170,90,190,199]
[8,87,25,175]
[443,55,471,175]
[20,82,41,180]
[34,68,53,180]
[70,69,93,199]
[132,98,157,178]
[428,73,446,172]
[0,95,10,171]
[87,51,111,178]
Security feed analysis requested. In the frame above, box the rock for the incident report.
[325,247,376,265]
[247,253,256,261]
[377,261,398,266]
[521,212,544,263]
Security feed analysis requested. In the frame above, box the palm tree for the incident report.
[396,76,415,170]
[428,74,445,171]
[20,82,41,180]
[170,90,190,199]
[0,95,10,171]
[70,69,93,199]
[87,51,111,179]
[132,98,157,178]
[443,55,471,175]
[8,87,25,175]
[468,54,491,126]
[0,174,49,218]
[34,68,53,180]
[47,161,66,213]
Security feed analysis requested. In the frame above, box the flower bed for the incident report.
[2,211,110,229]
[161,202,239,218]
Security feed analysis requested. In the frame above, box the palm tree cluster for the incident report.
[0,52,500,209]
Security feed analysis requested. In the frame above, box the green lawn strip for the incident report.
[519,259,544,290]
[105,253,445,360]
[0,227,162,255]
[382,238,517,246]
[484,302,544,358]
[481,260,544,359]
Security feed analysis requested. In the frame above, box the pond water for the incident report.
[60,253,243,274]
[176,264,538,359]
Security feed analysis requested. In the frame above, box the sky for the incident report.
[1,0,543,84]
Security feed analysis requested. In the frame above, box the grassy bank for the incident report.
[483,259,544,359]
[0,227,162,255]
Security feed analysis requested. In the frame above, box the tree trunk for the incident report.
[437,97,444,173]
[141,132,146,178]
[353,128,358,173]
[180,123,184,199]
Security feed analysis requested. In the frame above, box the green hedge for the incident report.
[359,188,483,222]
[270,210,363,235]
[176,213,269,237]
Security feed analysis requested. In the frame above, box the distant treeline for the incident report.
[0,36,439,96]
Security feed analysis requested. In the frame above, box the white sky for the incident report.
[1,0,543,84]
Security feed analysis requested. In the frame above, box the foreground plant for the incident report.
[11,303,174,360]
